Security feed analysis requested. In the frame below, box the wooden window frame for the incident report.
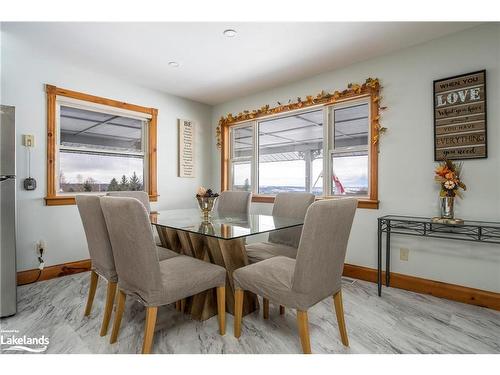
[45,85,158,206]
[219,80,381,209]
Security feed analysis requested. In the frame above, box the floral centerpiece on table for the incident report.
[196,187,219,221]
[434,159,466,219]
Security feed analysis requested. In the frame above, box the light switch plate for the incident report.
[23,134,35,147]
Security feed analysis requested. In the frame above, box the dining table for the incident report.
[150,208,304,321]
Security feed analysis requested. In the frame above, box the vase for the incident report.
[440,196,455,219]
[198,222,216,236]
[196,196,218,221]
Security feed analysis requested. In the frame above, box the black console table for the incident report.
[377,215,500,296]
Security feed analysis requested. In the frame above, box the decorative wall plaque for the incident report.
[178,119,195,178]
[434,70,487,160]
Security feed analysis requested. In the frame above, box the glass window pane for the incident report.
[58,151,144,193]
[331,151,368,196]
[231,161,251,192]
[332,103,369,149]
[60,106,144,153]
[232,124,253,159]
[312,157,323,195]
[258,110,323,195]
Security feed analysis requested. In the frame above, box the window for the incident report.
[45,85,158,205]
[258,109,323,196]
[58,106,147,193]
[223,92,378,209]
[329,101,370,197]
[229,124,253,192]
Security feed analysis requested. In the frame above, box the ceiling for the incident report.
[3,22,481,105]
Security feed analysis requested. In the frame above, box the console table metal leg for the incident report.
[385,222,391,287]
[377,219,382,296]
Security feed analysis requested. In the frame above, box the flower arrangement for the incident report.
[434,159,466,198]
[196,186,219,198]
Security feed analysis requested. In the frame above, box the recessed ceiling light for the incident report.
[168,61,180,68]
[223,29,237,38]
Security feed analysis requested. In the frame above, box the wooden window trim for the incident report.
[251,195,379,209]
[44,85,158,206]
[219,80,381,210]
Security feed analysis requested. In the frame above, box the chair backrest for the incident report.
[106,191,151,213]
[268,192,315,248]
[292,199,357,298]
[215,191,252,215]
[100,197,162,301]
[75,195,117,282]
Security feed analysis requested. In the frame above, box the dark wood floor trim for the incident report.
[16,259,499,311]
[17,259,91,286]
[343,263,500,311]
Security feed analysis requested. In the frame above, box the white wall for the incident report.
[1,27,213,271]
[212,23,500,292]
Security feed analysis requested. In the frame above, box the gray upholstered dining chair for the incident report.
[76,195,118,337]
[245,192,315,317]
[246,192,315,263]
[233,198,357,353]
[100,197,227,354]
[107,191,163,246]
[76,195,179,338]
[106,191,152,212]
[215,191,252,215]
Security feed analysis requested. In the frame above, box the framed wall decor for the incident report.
[178,119,195,178]
[433,70,487,161]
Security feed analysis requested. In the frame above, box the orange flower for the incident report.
[445,172,455,180]
[435,165,450,177]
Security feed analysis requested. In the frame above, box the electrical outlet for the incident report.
[37,240,46,254]
[36,240,45,270]
[400,247,409,261]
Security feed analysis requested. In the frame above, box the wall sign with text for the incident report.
[178,119,195,178]
[433,70,487,160]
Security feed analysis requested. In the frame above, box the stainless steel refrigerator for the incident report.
[0,105,17,317]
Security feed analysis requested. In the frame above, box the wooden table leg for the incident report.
[171,232,216,321]
[156,226,182,253]
[166,230,258,320]
[206,237,259,316]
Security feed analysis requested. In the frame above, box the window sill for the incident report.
[44,194,159,206]
[251,194,379,209]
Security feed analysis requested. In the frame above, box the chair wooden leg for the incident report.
[180,298,186,313]
[333,290,349,346]
[100,281,117,336]
[279,305,285,315]
[141,307,158,354]
[110,290,126,344]
[175,300,181,311]
[84,271,99,316]
[296,310,311,354]
[234,289,244,338]
[263,298,269,319]
[216,286,226,335]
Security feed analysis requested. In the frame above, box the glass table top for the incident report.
[151,209,304,240]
